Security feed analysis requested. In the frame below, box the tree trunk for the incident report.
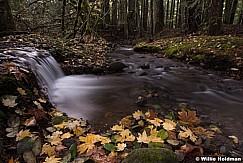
[238,9,243,25]
[230,0,238,24]
[169,0,175,28]
[175,0,180,28]
[143,0,149,31]
[166,0,170,26]
[128,0,135,35]
[73,0,83,38]
[111,0,118,26]
[150,0,154,36]
[61,0,66,36]
[103,0,110,26]
[208,0,224,35]
[0,0,16,32]
[223,0,233,24]
[153,0,164,34]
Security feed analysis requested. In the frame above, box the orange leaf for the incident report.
[178,110,201,125]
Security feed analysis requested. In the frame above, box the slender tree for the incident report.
[128,0,135,35]
[153,0,164,34]
[0,0,16,33]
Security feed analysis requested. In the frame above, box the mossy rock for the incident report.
[133,44,161,53]
[122,148,179,163]
[108,62,126,72]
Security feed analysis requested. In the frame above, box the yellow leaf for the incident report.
[178,126,197,142]
[61,132,73,139]
[111,125,123,131]
[132,110,143,120]
[17,87,26,95]
[2,96,18,107]
[147,118,163,127]
[99,136,111,144]
[162,119,176,131]
[16,130,33,141]
[73,126,84,136]
[33,88,38,96]
[38,98,46,103]
[41,143,56,156]
[46,131,63,145]
[116,143,126,151]
[120,129,135,142]
[23,117,36,126]
[43,156,61,163]
[79,133,101,144]
[228,135,239,144]
[77,143,95,154]
[54,122,68,130]
[137,131,150,144]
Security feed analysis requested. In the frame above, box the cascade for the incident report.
[2,47,64,93]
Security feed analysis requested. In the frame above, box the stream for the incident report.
[2,47,243,141]
[51,46,243,141]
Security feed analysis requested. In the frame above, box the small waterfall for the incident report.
[2,47,64,93]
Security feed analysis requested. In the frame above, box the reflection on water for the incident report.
[51,47,243,140]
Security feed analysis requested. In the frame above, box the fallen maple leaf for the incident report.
[43,156,61,163]
[2,95,18,107]
[73,126,84,136]
[16,130,33,141]
[61,132,73,139]
[116,143,126,151]
[17,87,26,95]
[178,109,201,125]
[147,118,163,127]
[41,143,56,156]
[163,119,177,131]
[178,126,197,142]
[137,131,150,144]
[132,110,144,120]
[111,124,123,131]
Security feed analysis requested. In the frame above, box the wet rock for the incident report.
[164,66,171,71]
[138,71,147,76]
[91,67,104,74]
[122,148,179,163]
[220,146,227,154]
[140,64,150,69]
[108,61,126,72]
[135,96,147,106]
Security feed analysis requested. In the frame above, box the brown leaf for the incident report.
[178,109,201,125]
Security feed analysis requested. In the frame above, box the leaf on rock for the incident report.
[157,129,169,140]
[178,109,201,125]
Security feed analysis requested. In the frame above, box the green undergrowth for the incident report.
[134,36,243,79]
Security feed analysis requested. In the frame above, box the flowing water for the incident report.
[3,47,243,141]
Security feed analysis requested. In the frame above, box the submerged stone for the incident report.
[122,148,179,163]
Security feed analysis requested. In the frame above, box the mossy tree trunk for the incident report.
[0,0,16,32]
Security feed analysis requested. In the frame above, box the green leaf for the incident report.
[69,143,77,158]
[17,136,35,154]
[103,143,116,151]
[32,137,42,156]
[62,153,72,163]
[52,116,67,125]
[153,104,162,109]
[167,139,180,146]
[157,129,169,140]
[165,112,175,120]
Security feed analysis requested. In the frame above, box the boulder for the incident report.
[122,148,179,163]
[108,61,126,72]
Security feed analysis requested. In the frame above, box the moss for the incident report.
[133,43,161,53]
[122,148,179,163]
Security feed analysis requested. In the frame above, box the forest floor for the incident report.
[0,33,243,162]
